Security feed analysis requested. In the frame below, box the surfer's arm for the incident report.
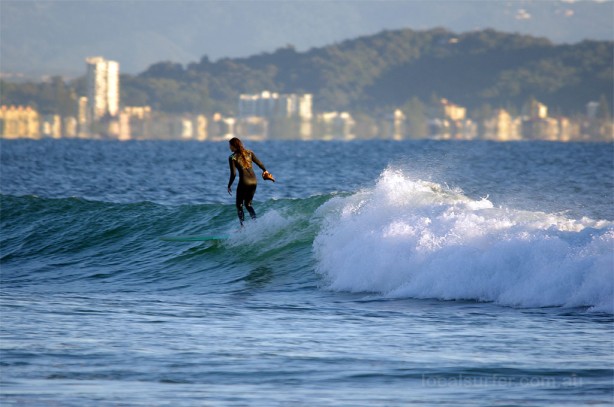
[228,156,236,194]
[250,152,266,172]
[251,152,275,182]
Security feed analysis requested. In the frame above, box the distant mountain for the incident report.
[1,0,612,77]
[121,27,612,115]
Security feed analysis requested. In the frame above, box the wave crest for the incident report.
[314,168,614,312]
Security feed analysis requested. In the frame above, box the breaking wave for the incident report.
[314,168,614,312]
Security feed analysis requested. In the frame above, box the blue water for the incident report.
[1,139,613,406]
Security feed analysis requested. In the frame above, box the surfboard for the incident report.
[159,235,230,242]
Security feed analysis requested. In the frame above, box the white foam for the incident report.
[226,209,292,246]
[314,168,614,313]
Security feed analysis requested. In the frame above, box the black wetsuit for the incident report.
[228,151,266,224]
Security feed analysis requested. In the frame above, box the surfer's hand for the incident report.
[227,187,232,195]
[262,171,275,182]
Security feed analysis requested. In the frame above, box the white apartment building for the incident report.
[85,57,120,121]
[238,91,312,120]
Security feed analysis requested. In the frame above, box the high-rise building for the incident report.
[238,91,312,120]
[85,57,120,121]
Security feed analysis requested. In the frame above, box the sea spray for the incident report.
[313,168,614,312]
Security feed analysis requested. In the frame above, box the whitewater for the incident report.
[315,168,613,312]
[1,139,612,406]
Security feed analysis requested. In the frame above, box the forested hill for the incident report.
[3,28,613,116]
[125,27,613,115]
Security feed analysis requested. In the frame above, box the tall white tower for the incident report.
[85,57,120,121]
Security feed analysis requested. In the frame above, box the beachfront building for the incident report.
[237,91,313,139]
[378,109,407,140]
[0,105,40,139]
[440,98,466,121]
[40,115,62,139]
[139,112,209,141]
[238,91,313,120]
[521,99,560,140]
[77,97,89,138]
[236,116,268,141]
[63,117,78,138]
[316,111,356,140]
[557,117,581,142]
[120,106,152,140]
[82,56,121,138]
[86,57,120,121]
[430,99,476,140]
[210,113,236,141]
[482,109,522,141]
[527,99,548,119]
[521,117,559,141]
[584,100,614,141]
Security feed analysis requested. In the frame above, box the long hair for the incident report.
[229,137,252,168]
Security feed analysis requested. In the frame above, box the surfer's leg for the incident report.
[245,203,256,219]
[244,185,257,219]
[235,186,246,225]
[237,205,245,225]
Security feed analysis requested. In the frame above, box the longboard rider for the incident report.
[227,137,275,226]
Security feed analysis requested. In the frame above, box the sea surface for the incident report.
[1,139,613,406]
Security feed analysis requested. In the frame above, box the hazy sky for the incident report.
[1,0,613,77]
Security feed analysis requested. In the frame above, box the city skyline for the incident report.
[1,63,611,142]
[1,14,611,142]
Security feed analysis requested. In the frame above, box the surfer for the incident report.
[227,137,275,226]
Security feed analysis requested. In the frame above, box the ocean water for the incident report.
[1,139,612,406]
